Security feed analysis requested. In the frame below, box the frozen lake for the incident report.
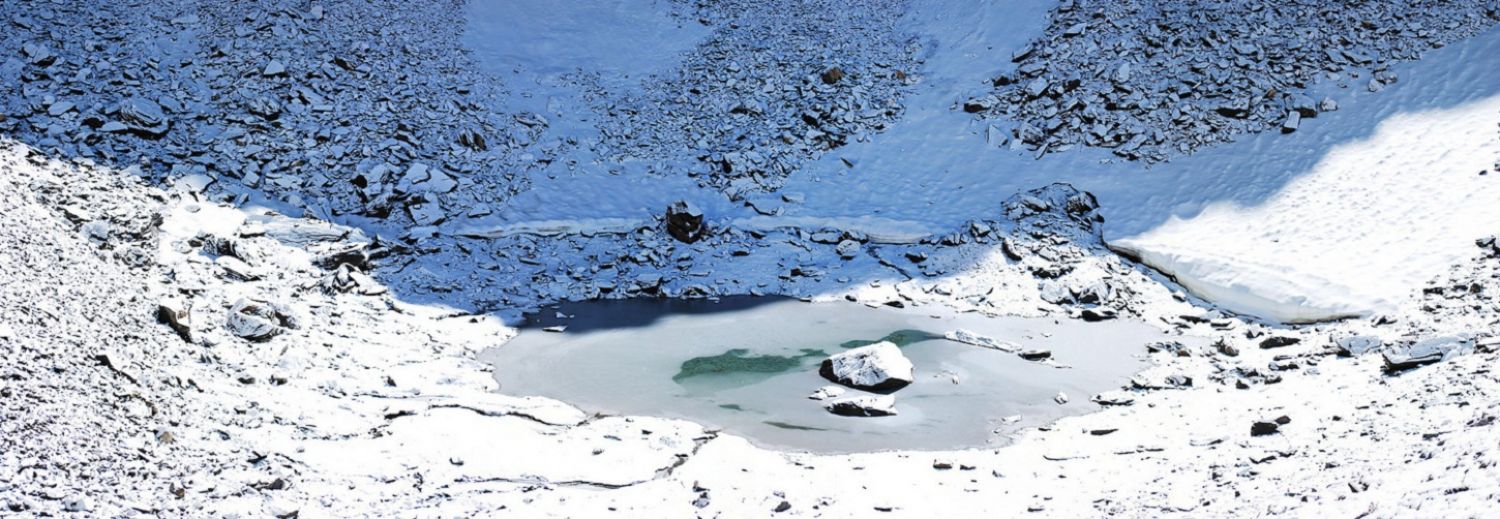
[484,298,1203,453]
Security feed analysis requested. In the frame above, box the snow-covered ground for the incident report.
[1113,91,1500,322]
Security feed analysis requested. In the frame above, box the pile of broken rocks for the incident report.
[964,0,1500,161]
[0,0,544,233]
[594,0,922,197]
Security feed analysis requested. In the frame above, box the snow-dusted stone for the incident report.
[1382,335,1472,373]
[944,329,1019,352]
[1091,390,1135,406]
[1287,94,1318,117]
[1335,335,1382,356]
[823,394,897,417]
[226,298,299,342]
[1281,111,1301,133]
[819,341,913,391]
[1259,335,1301,349]
[835,239,860,259]
[1017,349,1051,361]
[407,198,444,226]
[807,385,846,400]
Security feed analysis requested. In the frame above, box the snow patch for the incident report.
[1114,93,1500,322]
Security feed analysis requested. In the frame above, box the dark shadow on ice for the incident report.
[520,296,786,333]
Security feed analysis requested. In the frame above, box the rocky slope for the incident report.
[965,0,1500,161]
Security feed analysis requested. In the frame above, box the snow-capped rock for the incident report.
[823,394,898,417]
[819,341,914,392]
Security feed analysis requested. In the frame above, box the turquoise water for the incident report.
[486,298,1202,453]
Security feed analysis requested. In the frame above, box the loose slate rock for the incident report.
[1382,335,1472,373]
[1259,336,1301,349]
[1080,307,1117,321]
[665,200,707,243]
[819,341,914,392]
[1336,335,1381,356]
[1251,421,1280,436]
[807,385,846,400]
[1018,349,1052,361]
[823,394,897,417]
[117,97,170,137]
[226,298,299,342]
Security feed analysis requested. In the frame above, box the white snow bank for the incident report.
[1113,93,1500,323]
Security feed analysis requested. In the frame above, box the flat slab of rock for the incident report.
[819,341,914,392]
[944,329,1020,352]
[1382,335,1472,373]
[807,385,846,400]
[823,395,897,417]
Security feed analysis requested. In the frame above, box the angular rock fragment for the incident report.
[1146,340,1188,356]
[835,239,860,259]
[807,385,846,400]
[1080,307,1117,321]
[1258,336,1301,349]
[1335,335,1381,356]
[1250,420,1280,437]
[944,329,1020,352]
[116,97,170,137]
[226,298,299,342]
[156,301,193,343]
[1382,335,1472,373]
[457,128,487,151]
[665,200,707,243]
[1281,111,1300,133]
[1091,391,1135,406]
[1017,349,1051,361]
[1215,339,1240,357]
[819,341,913,392]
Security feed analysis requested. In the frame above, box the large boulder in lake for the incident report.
[819,341,913,392]
[824,395,897,417]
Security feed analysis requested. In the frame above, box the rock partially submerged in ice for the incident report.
[807,385,847,400]
[943,329,1020,353]
[819,341,913,392]
[823,394,897,417]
